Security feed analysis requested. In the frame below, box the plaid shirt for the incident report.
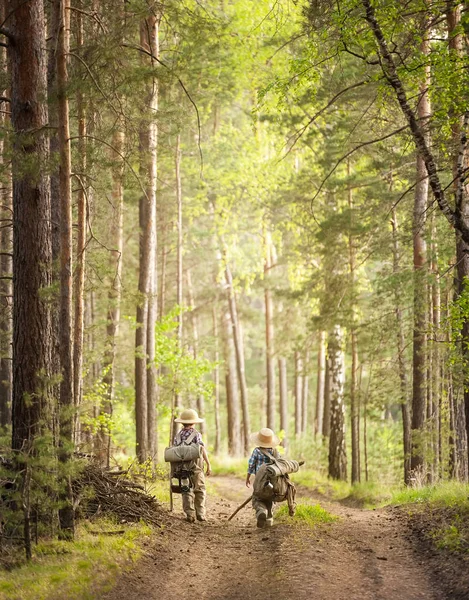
[247,447,275,475]
[173,427,204,447]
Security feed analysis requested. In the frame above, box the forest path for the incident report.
[102,475,447,600]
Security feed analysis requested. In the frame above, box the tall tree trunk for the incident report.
[301,350,309,434]
[328,325,347,481]
[431,226,441,477]
[447,3,469,479]
[56,0,75,539]
[391,209,412,485]
[278,356,288,446]
[0,12,11,428]
[9,0,53,450]
[146,14,160,462]
[410,33,430,477]
[223,309,240,456]
[322,355,331,439]
[47,0,61,447]
[135,13,158,462]
[315,331,326,438]
[100,128,125,466]
[264,229,275,430]
[294,351,303,436]
[224,255,250,454]
[213,303,221,454]
[348,167,360,484]
[73,4,87,445]
[173,133,183,440]
[187,268,205,435]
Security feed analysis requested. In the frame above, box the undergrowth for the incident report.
[276,500,337,526]
[0,519,152,600]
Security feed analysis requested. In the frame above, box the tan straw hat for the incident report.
[250,427,279,448]
[174,408,204,424]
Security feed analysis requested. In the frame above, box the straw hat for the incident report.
[250,427,279,448]
[174,408,204,424]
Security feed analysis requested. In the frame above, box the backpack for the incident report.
[252,449,298,503]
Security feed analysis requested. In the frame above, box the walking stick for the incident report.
[227,494,252,521]
[169,410,174,512]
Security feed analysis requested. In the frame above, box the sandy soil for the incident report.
[101,476,468,600]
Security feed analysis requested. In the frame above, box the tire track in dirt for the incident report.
[101,476,450,600]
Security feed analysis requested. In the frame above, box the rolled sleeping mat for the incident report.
[164,444,202,463]
[266,459,301,477]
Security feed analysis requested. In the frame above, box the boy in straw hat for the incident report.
[245,427,280,528]
[173,408,211,523]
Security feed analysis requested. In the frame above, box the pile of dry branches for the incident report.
[73,464,162,527]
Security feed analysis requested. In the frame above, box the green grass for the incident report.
[0,519,152,600]
[289,468,351,500]
[276,500,338,526]
[210,456,247,477]
[390,481,469,508]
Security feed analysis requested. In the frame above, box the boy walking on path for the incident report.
[173,408,212,523]
[245,427,280,528]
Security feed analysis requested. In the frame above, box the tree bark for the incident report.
[348,166,360,484]
[447,2,469,480]
[172,133,183,440]
[187,268,205,435]
[100,128,125,466]
[301,350,309,434]
[328,325,347,481]
[391,209,412,485]
[278,357,288,446]
[223,309,240,456]
[213,303,221,454]
[73,4,87,445]
[294,351,303,436]
[322,355,331,439]
[264,229,276,430]
[410,31,430,478]
[0,11,11,428]
[224,254,250,454]
[135,13,158,462]
[9,0,53,451]
[315,332,326,438]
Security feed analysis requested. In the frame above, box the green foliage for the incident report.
[276,500,337,526]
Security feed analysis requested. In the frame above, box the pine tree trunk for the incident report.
[213,304,221,454]
[348,168,360,484]
[187,268,205,435]
[55,0,75,539]
[278,357,288,446]
[301,350,309,434]
[223,309,240,455]
[391,209,412,485]
[410,37,430,477]
[0,14,11,428]
[264,229,276,430]
[314,332,326,438]
[328,325,347,481]
[100,128,125,466]
[447,4,469,479]
[135,13,158,462]
[322,355,331,439]
[224,256,250,454]
[9,0,53,450]
[47,0,61,445]
[173,133,183,440]
[73,4,87,445]
[294,351,303,436]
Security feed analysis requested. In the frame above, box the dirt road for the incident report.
[102,476,464,600]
